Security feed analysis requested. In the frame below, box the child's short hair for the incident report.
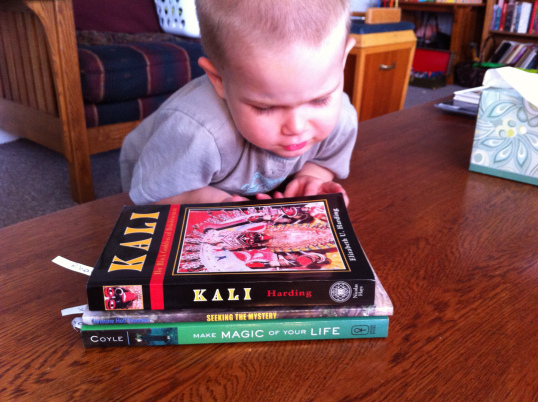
[195,0,351,69]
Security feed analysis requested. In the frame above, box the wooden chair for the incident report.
[0,0,140,203]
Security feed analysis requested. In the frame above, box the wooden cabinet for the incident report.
[481,0,538,59]
[344,30,416,122]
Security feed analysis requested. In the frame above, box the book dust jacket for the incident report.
[86,194,375,311]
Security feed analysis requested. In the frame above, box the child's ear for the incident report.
[198,57,226,99]
[343,37,356,69]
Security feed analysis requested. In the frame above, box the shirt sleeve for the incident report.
[129,109,222,204]
[309,94,358,179]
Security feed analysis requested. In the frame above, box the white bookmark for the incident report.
[52,256,93,276]
[61,304,87,316]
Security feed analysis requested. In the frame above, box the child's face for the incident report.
[204,24,355,158]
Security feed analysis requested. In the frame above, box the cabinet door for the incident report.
[360,48,412,121]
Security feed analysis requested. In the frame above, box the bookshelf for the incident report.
[399,2,486,82]
[481,0,538,60]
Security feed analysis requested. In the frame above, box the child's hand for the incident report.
[223,194,250,202]
[255,192,284,200]
[283,175,349,206]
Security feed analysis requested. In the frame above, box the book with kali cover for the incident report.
[80,316,389,347]
[82,270,392,324]
[86,193,376,311]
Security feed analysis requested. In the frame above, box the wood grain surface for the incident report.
[1,101,536,401]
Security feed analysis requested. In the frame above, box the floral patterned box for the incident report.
[470,87,538,186]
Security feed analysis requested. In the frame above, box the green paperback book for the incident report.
[80,316,389,347]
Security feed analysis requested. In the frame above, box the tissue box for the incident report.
[469,87,538,186]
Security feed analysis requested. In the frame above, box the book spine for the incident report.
[521,48,537,69]
[527,52,538,69]
[511,44,529,65]
[510,1,521,32]
[517,2,532,33]
[82,304,393,325]
[87,281,377,311]
[533,1,538,35]
[490,41,510,62]
[80,316,389,347]
[494,5,502,30]
[503,1,515,31]
[527,0,538,34]
[499,2,509,30]
[87,278,376,311]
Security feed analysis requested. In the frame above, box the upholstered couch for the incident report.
[73,0,205,128]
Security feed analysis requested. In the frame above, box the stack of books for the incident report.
[488,40,538,69]
[77,194,393,348]
[490,0,538,34]
[435,86,485,116]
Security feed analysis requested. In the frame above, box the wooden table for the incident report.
[2,101,536,400]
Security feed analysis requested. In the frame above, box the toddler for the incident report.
[120,0,357,205]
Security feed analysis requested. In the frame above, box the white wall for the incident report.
[350,0,377,12]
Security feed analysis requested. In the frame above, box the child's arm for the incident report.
[155,186,248,205]
[280,162,349,205]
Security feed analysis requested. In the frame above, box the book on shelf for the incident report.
[529,1,538,34]
[80,316,390,348]
[502,42,529,65]
[488,40,538,68]
[492,0,537,33]
[86,193,377,311]
[489,40,514,63]
[513,45,538,68]
[525,50,538,68]
[514,45,535,66]
[498,41,526,64]
[491,4,501,30]
[517,1,534,33]
[503,0,516,32]
[82,269,393,325]
[497,2,508,31]
[511,2,521,33]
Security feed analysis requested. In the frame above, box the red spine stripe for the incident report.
[149,204,180,309]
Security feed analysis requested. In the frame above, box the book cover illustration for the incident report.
[86,194,376,311]
[177,199,344,273]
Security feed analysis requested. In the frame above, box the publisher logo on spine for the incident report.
[329,281,352,303]
[351,325,371,335]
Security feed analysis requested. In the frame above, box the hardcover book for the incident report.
[86,194,376,311]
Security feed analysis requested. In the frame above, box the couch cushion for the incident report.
[77,31,205,127]
[78,41,198,103]
[84,92,172,128]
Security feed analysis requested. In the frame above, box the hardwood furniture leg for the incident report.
[0,0,94,203]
